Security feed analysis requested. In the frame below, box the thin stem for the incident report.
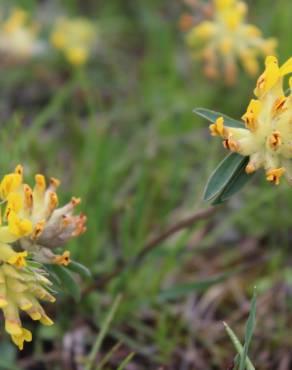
[83,206,218,295]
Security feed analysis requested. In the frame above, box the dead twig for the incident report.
[83,206,218,295]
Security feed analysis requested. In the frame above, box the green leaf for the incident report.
[157,269,239,301]
[239,289,257,370]
[48,265,81,302]
[193,107,243,128]
[204,153,247,201]
[224,323,256,370]
[0,342,19,370]
[67,260,91,278]
[211,157,253,205]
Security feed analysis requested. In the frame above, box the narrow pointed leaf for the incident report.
[117,353,135,370]
[211,156,252,204]
[239,289,257,370]
[224,323,256,370]
[67,260,91,278]
[204,153,247,201]
[194,108,243,128]
[49,265,81,302]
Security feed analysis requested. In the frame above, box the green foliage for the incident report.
[1,0,292,368]
[224,289,257,370]
[85,295,122,370]
[194,108,244,128]
[46,264,81,302]
[203,153,252,204]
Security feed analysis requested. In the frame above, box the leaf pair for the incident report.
[194,108,254,204]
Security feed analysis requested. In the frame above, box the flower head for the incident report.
[50,17,96,66]
[209,55,292,185]
[0,165,86,349]
[0,7,45,61]
[184,0,277,84]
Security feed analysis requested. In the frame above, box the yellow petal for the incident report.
[54,250,70,266]
[7,251,27,268]
[11,328,32,350]
[279,57,292,76]
[209,116,225,137]
[5,320,22,336]
[0,173,22,199]
[8,212,32,237]
[266,168,285,185]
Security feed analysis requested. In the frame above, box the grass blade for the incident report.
[85,295,122,370]
[239,289,257,370]
[95,342,122,370]
[116,352,135,370]
[224,323,256,370]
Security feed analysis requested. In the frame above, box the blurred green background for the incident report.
[1,0,292,369]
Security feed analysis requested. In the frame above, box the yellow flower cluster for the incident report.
[185,0,277,84]
[0,7,96,66]
[0,165,86,349]
[50,18,96,66]
[210,56,292,185]
[0,8,44,60]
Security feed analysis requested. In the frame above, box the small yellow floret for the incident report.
[8,251,27,268]
[6,193,23,215]
[209,117,225,136]
[54,250,71,266]
[0,174,22,199]
[35,174,46,191]
[66,47,88,66]
[242,99,262,131]
[11,328,32,350]
[8,212,32,237]
[266,168,285,185]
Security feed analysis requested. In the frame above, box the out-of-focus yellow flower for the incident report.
[185,0,277,84]
[50,17,96,66]
[0,7,44,60]
[0,165,86,349]
[210,56,292,185]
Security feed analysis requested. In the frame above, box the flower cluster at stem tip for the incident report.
[0,7,97,67]
[50,17,96,66]
[0,165,86,350]
[0,7,44,60]
[210,55,292,185]
[185,0,277,84]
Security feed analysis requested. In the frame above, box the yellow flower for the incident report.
[0,263,54,350]
[0,243,27,267]
[0,165,86,252]
[0,165,86,349]
[209,56,292,185]
[11,328,32,350]
[0,172,22,200]
[185,0,277,84]
[209,116,225,136]
[54,250,71,266]
[8,212,32,238]
[50,17,96,66]
[0,7,44,60]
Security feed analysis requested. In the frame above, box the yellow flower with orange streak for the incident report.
[0,165,86,349]
[210,56,292,185]
[185,0,277,84]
